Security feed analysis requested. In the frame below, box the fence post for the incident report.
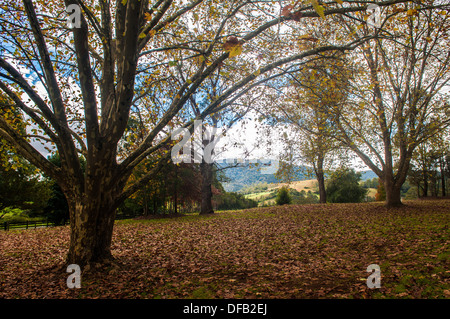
[26,221,29,229]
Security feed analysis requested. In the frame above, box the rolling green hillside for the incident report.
[240,179,378,206]
[218,160,378,193]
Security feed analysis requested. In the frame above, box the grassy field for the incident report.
[0,199,448,299]
[243,180,321,206]
[244,179,377,206]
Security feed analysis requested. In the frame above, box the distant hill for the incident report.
[216,160,307,192]
[216,159,378,193]
[360,170,378,180]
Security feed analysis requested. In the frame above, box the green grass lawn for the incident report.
[0,199,448,299]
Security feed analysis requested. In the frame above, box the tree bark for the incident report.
[317,172,326,204]
[200,161,214,215]
[441,157,446,197]
[66,195,117,266]
[174,165,178,214]
[422,168,428,197]
[384,178,402,207]
[64,158,128,266]
[315,155,327,204]
[429,169,437,197]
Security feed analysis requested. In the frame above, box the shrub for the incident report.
[217,192,258,210]
[276,186,292,205]
[375,178,386,201]
[326,168,368,203]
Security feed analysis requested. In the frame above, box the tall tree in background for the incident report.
[265,54,350,203]
[0,0,421,265]
[283,56,349,203]
[333,4,450,207]
[409,130,450,197]
[326,167,367,203]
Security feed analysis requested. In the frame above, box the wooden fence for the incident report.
[2,219,69,231]
[1,213,136,231]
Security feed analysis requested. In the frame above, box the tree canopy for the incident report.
[0,0,447,266]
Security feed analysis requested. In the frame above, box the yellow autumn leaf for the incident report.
[335,0,343,4]
[138,32,146,39]
[406,9,418,16]
[144,12,152,21]
[223,36,242,57]
[310,0,325,18]
[121,0,127,6]
[228,44,242,57]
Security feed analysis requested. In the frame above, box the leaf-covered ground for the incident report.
[0,200,449,299]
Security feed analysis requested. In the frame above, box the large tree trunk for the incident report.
[66,195,117,266]
[200,161,214,215]
[64,158,128,266]
[384,178,402,207]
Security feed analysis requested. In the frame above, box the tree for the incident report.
[409,130,450,197]
[0,162,50,217]
[362,177,378,189]
[0,0,418,266]
[45,153,85,225]
[332,4,450,207]
[375,178,386,201]
[45,179,69,225]
[276,186,292,205]
[326,168,367,203]
[215,191,257,210]
[272,54,350,203]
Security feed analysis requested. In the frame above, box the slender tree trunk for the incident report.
[200,161,214,215]
[317,173,326,204]
[440,157,446,197]
[174,165,178,214]
[422,169,428,197]
[430,170,437,197]
[143,194,148,216]
[315,155,326,204]
[153,190,157,215]
[417,181,420,198]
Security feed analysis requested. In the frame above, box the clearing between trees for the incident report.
[0,199,448,299]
